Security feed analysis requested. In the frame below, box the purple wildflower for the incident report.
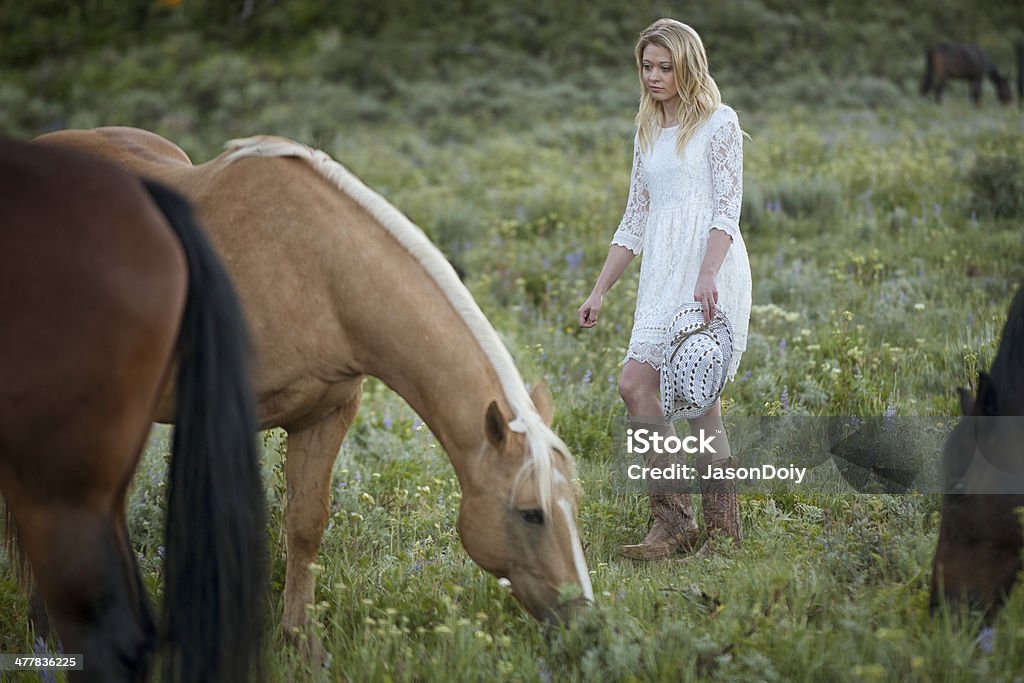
[582,369,592,384]
[565,249,584,271]
[778,338,787,354]
[34,637,56,683]
[780,386,789,412]
[883,397,897,433]
[538,660,553,683]
[383,413,393,430]
[977,626,994,654]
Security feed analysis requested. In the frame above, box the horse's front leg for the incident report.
[281,389,362,664]
[969,78,982,104]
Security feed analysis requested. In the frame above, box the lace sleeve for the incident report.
[708,119,743,242]
[611,135,649,255]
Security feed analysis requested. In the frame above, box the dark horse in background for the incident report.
[931,282,1024,625]
[921,43,1012,105]
[0,139,266,682]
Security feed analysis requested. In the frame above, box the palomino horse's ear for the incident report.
[957,386,975,416]
[530,379,554,426]
[485,400,508,450]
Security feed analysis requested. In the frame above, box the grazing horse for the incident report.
[0,139,266,681]
[34,126,593,654]
[921,43,1012,105]
[930,283,1024,622]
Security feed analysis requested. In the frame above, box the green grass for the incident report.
[3,8,1024,680]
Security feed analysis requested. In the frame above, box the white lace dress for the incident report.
[611,104,752,380]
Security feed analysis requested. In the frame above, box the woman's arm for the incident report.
[694,117,744,322]
[578,245,635,327]
[579,134,650,329]
[693,230,731,322]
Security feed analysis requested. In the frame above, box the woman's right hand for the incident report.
[578,292,603,328]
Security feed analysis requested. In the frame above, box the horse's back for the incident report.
[930,43,989,76]
[33,126,193,179]
[31,127,407,426]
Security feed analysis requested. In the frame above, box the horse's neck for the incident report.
[361,288,505,460]
[327,212,508,460]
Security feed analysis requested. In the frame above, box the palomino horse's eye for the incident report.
[520,509,545,526]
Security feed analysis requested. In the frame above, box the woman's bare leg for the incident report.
[618,359,700,559]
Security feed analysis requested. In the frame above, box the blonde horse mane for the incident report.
[223,136,574,514]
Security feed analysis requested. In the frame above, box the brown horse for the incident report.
[921,43,1012,105]
[930,283,1024,623]
[0,139,266,681]
[33,126,593,654]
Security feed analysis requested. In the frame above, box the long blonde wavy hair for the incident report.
[634,19,721,157]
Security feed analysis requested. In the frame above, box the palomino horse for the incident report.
[34,127,593,652]
[930,283,1024,622]
[921,43,1012,105]
[0,139,266,681]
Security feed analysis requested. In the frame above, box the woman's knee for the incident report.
[617,375,639,405]
[618,365,657,409]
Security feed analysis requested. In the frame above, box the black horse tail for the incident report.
[921,46,935,96]
[144,180,267,683]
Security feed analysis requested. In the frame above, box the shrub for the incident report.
[966,152,1024,219]
[760,174,844,223]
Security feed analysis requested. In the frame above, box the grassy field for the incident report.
[3,3,1024,681]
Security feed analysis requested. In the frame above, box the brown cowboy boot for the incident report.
[621,492,700,560]
[696,455,742,550]
[620,420,701,560]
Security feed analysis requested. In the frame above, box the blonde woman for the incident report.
[578,18,752,560]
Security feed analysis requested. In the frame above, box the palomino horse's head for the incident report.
[455,381,593,623]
